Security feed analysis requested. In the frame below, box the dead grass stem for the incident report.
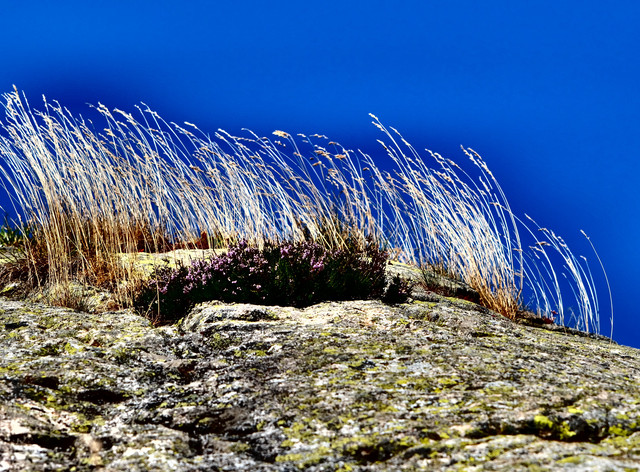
[0,88,610,334]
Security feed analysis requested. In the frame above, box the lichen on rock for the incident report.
[1,271,639,470]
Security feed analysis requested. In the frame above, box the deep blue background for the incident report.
[1,1,637,348]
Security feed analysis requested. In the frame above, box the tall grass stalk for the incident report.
[0,87,611,334]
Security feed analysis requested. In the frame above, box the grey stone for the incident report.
[0,284,638,471]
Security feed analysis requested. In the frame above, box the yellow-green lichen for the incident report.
[557,456,584,464]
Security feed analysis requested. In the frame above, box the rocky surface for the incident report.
[1,264,639,471]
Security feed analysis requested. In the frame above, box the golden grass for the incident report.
[0,87,611,334]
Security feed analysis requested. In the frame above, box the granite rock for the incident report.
[1,284,639,471]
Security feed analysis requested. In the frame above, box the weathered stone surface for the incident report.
[0,254,638,472]
[387,261,481,304]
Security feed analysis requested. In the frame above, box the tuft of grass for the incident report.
[0,87,612,335]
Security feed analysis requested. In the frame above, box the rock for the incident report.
[117,248,227,277]
[1,289,639,471]
[387,261,481,304]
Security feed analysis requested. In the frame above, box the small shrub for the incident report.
[134,239,394,324]
[132,262,192,322]
[382,274,413,304]
[0,215,34,248]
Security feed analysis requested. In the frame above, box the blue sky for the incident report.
[1,1,638,348]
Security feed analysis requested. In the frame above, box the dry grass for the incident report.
[0,87,611,334]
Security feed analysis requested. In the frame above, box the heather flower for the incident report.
[133,238,399,323]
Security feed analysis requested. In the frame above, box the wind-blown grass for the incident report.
[0,87,612,335]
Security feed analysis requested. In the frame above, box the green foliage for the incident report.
[0,215,32,248]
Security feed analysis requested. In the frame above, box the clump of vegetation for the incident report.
[0,88,612,335]
[0,217,46,293]
[134,239,410,324]
[0,215,32,248]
